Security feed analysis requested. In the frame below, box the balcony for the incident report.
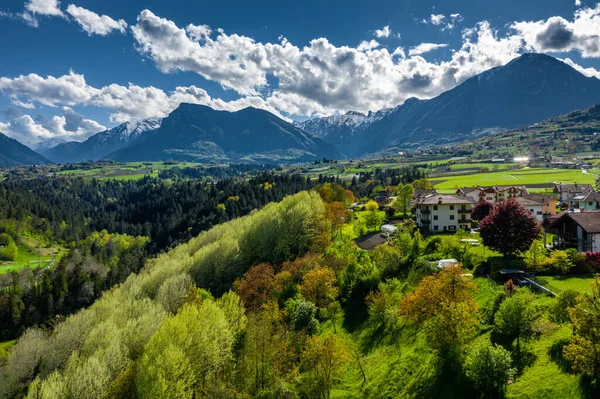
[459,219,472,224]
[458,209,471,214]
[420,209,431,215]
[421,219,431,225]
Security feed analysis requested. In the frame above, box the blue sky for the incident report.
[1,0,600,145]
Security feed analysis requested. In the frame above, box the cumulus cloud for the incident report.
[357,40,380,51]
[0,106,106,144]
[66,5,127,36]
[512,4,600,57]
[408,43,449,56]
[25,0,64,17]
[576,0,582,6]
[374,25,391,38]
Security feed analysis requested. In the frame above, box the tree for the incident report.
[550,289,579,324]
[523,240,549,271]
[564,276,600,376]
[320,301,343,334]
[235,263,275,311]
[479,199,541,257]
[464,341,515,396]
[291,300,320,335]
[300,334,349,399]
[396,184,415,215]
[365,200,379,212]
[399,265,479,353]
[471,202,493,221]
[324,202,349,239]
[301,266,338,309]
[412,179,432,190]
[0,233,18,261]
[494,292,535,351]
[365,210,382,231]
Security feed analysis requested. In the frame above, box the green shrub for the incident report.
[464,341,515,394]
[550,289,579,324]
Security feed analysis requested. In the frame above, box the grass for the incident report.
[0,237,66,274]
[0,340,15,363]
[539,275,596,293]
[431,168,596,192]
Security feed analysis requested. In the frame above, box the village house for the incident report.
[515,196,545,222]
[520,193,558,217]
[554,183,595,203]
[456,185,529,204]
[545,210,600,252]
[568,191,600,211]
[414,194,476,232]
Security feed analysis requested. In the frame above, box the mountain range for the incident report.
[40,118,162,163]
[297,53,600,157]
[0,133,50,167]
[5,53,600,166]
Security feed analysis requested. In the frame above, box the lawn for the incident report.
[539,275,596,293]
[432,168,596,192]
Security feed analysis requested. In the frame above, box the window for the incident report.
[433,205,438,210]
[461,205,466,210]
[434,225,438,231]
[590,202,593,206]
[433,215,438,220]
[450,215,455,220]
[449,205,454,210]
[449,225,456,231]
[537,211,542,215]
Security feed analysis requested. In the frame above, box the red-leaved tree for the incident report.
[479,199,541,257]
[471,202,493,221]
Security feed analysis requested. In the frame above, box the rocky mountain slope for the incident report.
[0,133,50,166]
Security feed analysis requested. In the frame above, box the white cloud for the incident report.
[408,43,449,56]
[576,0,582,6]
[512,4,600,57]
[0,106,106,144]
[66,5,127,36]
[25,0,64,17]
[374,25,391,38]
[560,57,600,78]
[357,40,380,51]
[424,13,464,31]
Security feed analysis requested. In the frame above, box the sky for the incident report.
[1,0,600,145]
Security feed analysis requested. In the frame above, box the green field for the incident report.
[431,168,597,192]
[0,237,66,274]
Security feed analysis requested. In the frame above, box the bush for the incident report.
[548,250,574,274]
[464,341,515,394]
[565,249,586,274]
[584,252,600,272]
[550,289,579,324]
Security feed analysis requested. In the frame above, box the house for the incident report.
[375,191,392,206]
[414,194,475,232]
[523,193,558,216]
[515,196,545,222]
[569,191,600,211]
[545,210,600,252]
[554,183,595,203]
[456,185,528,204]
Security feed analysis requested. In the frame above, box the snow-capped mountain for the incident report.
[294,108,393,152]
[297,53,600,157]
[40,118,162,163]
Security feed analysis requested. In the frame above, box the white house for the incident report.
[456,185,529,204]
[515,196,545,222]
[545,211,600,252]
[414,194,476,232]
[554,183,595,203]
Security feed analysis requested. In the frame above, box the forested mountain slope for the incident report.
[0,133,49,166]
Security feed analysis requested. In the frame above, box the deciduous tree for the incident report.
[494,292,535,351]
[464,341,515,396]
[301,266,338,309]
[479,199,541,257]
[235,263,275,311]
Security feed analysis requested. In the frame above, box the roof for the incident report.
[524,193,556,203]
[548,211,600,234]
[580,191,600,202]
[554,183,595,193]
[496,185,528,192]
[515,196,544,206]
[417,194,476,205]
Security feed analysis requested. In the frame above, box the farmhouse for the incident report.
[545,210,600,252]
[414,194,475,232]
[456,185,528,204]
[568,191,600,211]
[554,183,595,203]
